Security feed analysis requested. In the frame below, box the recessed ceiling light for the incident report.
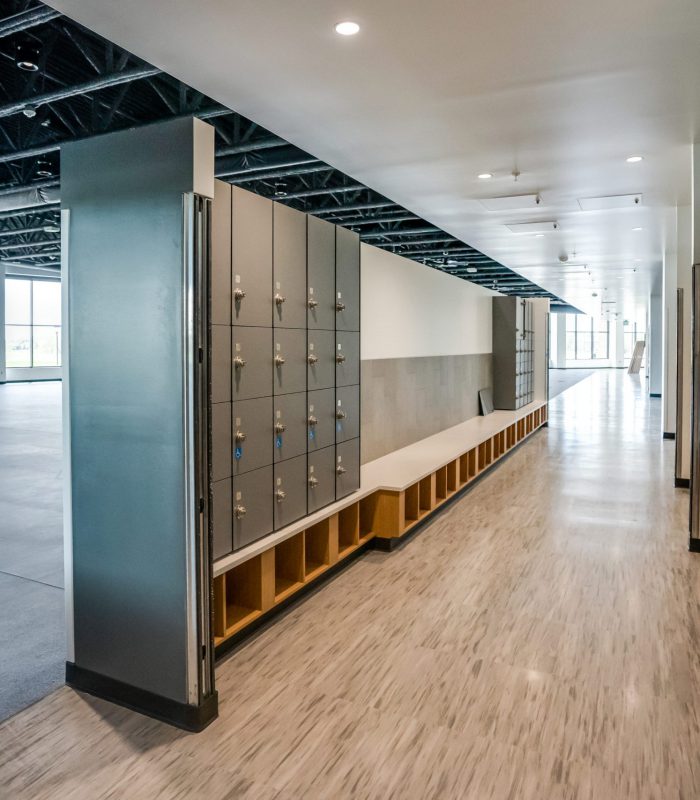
[626,155,643,163]
[335,21,360,35]
[534,233,545,238]
[466,267,477,273]
[478,173,493,180]
[632,227,643,231]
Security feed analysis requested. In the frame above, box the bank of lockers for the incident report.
[492,296,535,410]
[210,182,361,557]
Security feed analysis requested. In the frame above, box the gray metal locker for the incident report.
[212,478,232,559]
[336,438,360,500]
[307,445,336,514]
[211,401,232,482]
[273,328,307,396]
[232,325,272,400]
[273,454,308,530]
[307,388,335,451]
[273,391,307,463]
[211,180,232,326]
[232,465,274,550]
[307,215,336,331]
[335,331,360,387]
[335,385,360,443]
[307,329,335,390]
[232,396,273,475]
[273,203,307,329]
[335,226,360,332]
[211,324,231,404]
[232,187,272,327]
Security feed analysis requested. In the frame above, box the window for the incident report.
[5,278,61,369]
[565,314,609,361]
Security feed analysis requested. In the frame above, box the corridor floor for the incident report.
[0,370,696,799]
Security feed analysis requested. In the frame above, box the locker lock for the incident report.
[275,489,287,503]
[336,464,347,476]
[234,288,246,302]
[274,354,286,367]
[336,409,347,420]
[308,415,318,426]
[307,353,319,365]
[235,430,246,443]
[234,504,247,519]
[307,297,319,309]
[308,475,319,488]
[233,355,246,369]
[336,353,346,364]
[274,292,286,306]
[336,300,346,312]
[275,421,286,434]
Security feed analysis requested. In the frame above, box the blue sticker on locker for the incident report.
[276,436,283,449]
[337,422,342,432]
[235,447,242,460]
[309,430,315,441]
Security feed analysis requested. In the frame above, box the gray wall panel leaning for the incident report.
[492,296,534,410]
[61,117,217,727]
[360,354,493,463]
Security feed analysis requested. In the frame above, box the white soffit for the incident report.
[479,194,541,211]
[578,194,643,211]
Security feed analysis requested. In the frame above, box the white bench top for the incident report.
[213,398,546,575]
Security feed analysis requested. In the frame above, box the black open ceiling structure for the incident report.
[0,1,564,303]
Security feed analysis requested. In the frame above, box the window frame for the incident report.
[5,276,62,369]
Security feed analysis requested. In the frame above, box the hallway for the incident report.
[0,370,696,799]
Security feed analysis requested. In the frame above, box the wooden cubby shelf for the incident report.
[213,401,548,650]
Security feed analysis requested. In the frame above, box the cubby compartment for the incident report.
[468,448,478,480]
[492,434,501,459]
[517,419,525,440]
[305,520,331,580]
[224,555,269,635]
[459,453,469,484]
[404,481,420,528]
[419,474,434,514]
[446,459,458,494]
[274,531,305,602]
[478,440,492,471]
[507,424,516,449]
[213,574,226,640]
[435,466,447,501]
[339,503,360,555]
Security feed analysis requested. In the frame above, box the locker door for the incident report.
[232,396,273,475]
[335,226,360,332]
[336,439,360,500]
[307,388,335,452]
[232,325,272,400]
[232,187,272,327]
[212,478,232,559]
[211,324,231,404]
[273,391,307,463]
[232,465,274,550]
[273,328,307,396]
[307,445,336,513]
[335,331,360,387]
[211,180,232,326]
[211,401,232,482]
[307,215,336,331]
[307,329,335,390]
[335,385,360,443]
[273,203,307,329]
[273,454,307,530]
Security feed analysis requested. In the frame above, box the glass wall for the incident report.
[564,314,609,361]
[5,278,61,369]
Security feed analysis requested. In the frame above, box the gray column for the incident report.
[648,291,663,397]
[0,266,5,383]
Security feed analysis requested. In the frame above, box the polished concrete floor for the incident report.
[549,367,596,398]
[0,382,64,722]
[1,370,696,799]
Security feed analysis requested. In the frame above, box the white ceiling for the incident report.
[49,0,700,319]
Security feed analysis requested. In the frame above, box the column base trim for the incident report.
[689,538,700,553]
[65,662,218,732]
[663,432,676,440]
[675,477,690,489]
[650,393,661,398]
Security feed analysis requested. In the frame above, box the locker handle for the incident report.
[307,297,319,309]
[336,410,347,420]
[235,430,246,443]
[336,465,347,475]
[274,293,286,306]
[336,301,346,312]
[234,288,246,302]
[307,354,319,365]
[234,504,247,519]
[275,489,287,502]
[233,356,246,369]
[336,354,346,364]
[308,415,318,426]
[308,476,319,488]
[275,422,286,434]
[274,354,286,366]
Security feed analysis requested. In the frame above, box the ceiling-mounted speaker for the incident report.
[578,194,643,211]
[479,193,542,211]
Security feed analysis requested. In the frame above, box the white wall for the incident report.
[360,243,495,360]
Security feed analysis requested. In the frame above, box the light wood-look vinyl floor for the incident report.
[1,370,697,799]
